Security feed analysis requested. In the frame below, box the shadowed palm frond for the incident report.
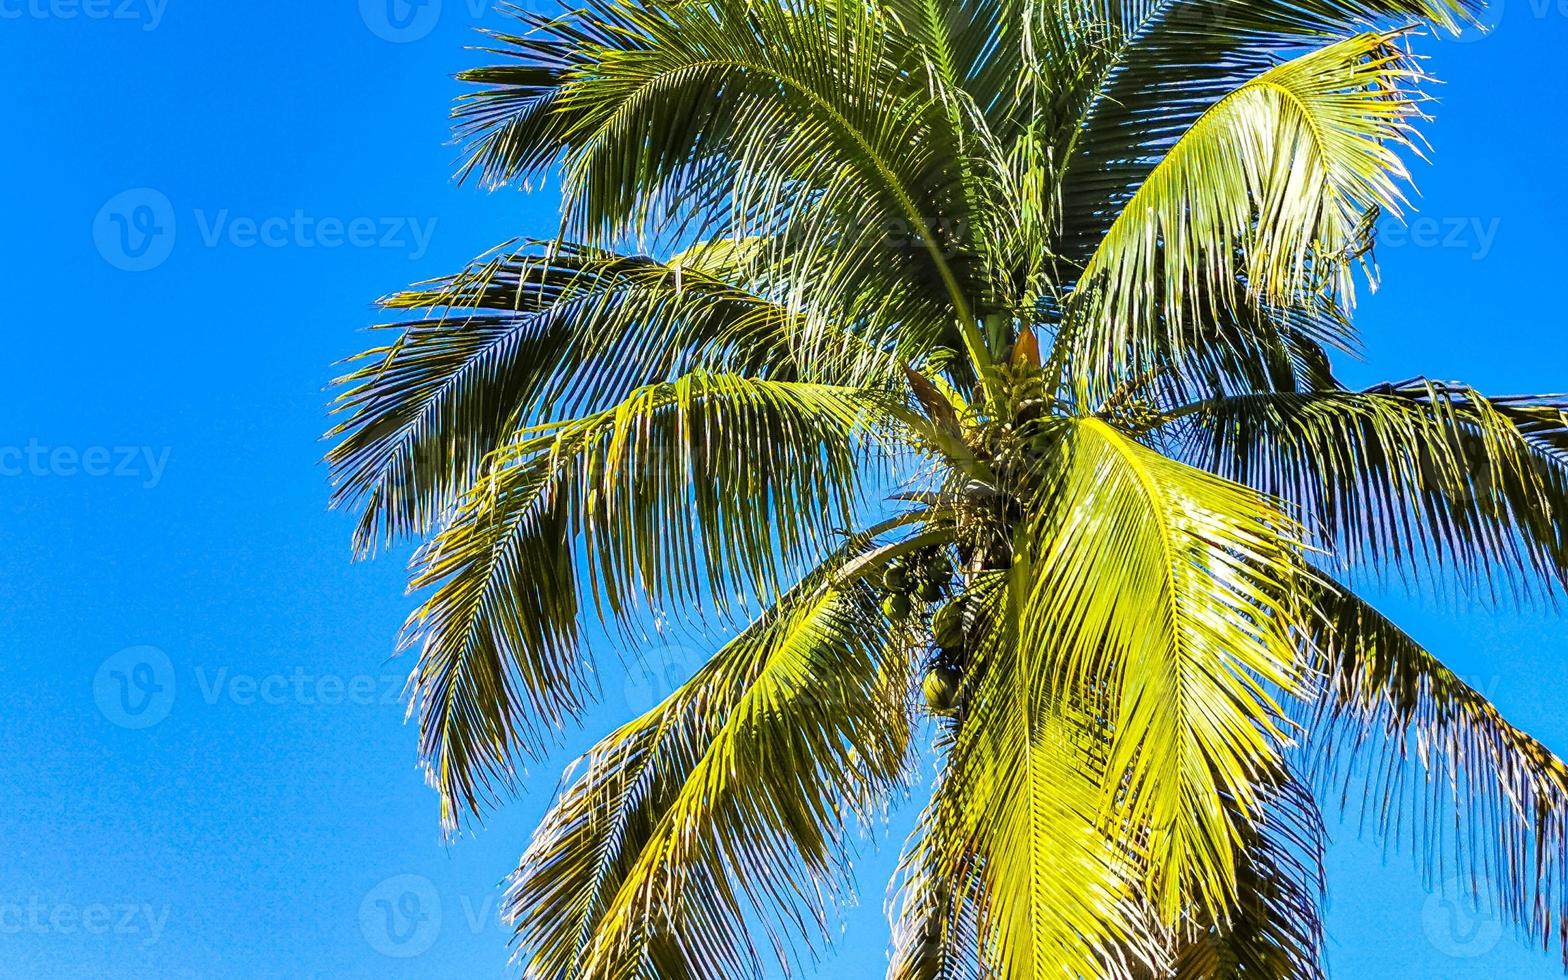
[1171,776,1328,979]
[1304,578,1568,964]
[887,768,987,980]
[1171,381,1568,598]
[327,240,886,554]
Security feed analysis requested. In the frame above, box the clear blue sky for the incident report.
[0,3,1564,977]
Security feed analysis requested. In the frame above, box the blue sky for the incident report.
[0,3,1565,977]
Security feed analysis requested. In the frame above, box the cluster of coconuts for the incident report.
[875,549,967,718]
[877,549,952,619]
[921,597,966,718]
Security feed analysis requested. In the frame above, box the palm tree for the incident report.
[328,0,1568,975]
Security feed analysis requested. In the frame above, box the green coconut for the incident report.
[883,593,912,620]
[931,601,965,649]
[922,665,963,716]
[883,563,909,592]
[915,577,946,602]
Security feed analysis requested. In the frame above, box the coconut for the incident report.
[883,564,909,592]
[931,600,965,649]
[921,665,963,715]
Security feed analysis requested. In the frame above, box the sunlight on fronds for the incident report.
[328,0,1568,972]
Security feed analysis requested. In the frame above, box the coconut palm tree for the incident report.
[328,0,1568,975]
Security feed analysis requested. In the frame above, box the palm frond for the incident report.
[402,372,899,826]
[327,240,876,554]
[1022,417,1309,922]
[507,573,916,979]
[453,0,1005,388]
[1056,0,1472,267]
[1171,776,1328,979]
[928,568,1164,980]
[1171,381,1568,598]
[887,723,986,980]
[1065,33,1426,383]
[1304,577,1568,965]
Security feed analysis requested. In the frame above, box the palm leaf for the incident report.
[930,567,1161,980]
[1171,381,1568,597]
[402,372,898,825]
[1171,776,1327,979]
[507,572,915,979]
[1055,0,1472,268]
[327,240,858,554]
[1304,577,1568,964]
[1022,417,1309,922]
[1066,33,1427,383]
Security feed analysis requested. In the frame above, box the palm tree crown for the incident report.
[328,0,1568,975]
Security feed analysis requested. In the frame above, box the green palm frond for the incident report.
[1019,417,1308,922]
[1304,578,1568,960]
[937,570,1162,980]
[327,240,883,554]
[508,571,915,979]
[1067,33,1426,382]
[454,3,619,186]
[454,0,1004,385]
[1170,380,1568,597]
[1056,0,1472,266]
[402,372,897,825]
